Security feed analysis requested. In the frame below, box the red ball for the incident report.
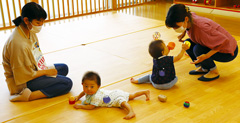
[167,42,175,50]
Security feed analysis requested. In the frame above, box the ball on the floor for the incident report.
[158,94,167,102]
[183,101,190,108]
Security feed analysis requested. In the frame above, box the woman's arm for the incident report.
[74,104,96,110]
[191,49,219,64]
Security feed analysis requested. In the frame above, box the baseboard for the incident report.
[187,6,240,18]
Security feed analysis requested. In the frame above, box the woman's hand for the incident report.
[191,49,219,64]
[178,30,186,42]
[45,68,57,76]
[34,68,57,79]
[191,54,208,64]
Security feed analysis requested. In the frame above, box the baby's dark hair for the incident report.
[148,40,165,59]
[12,2,47,26]
[165,4,192,28]
[82,71,101,86]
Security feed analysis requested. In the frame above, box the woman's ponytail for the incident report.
[12,16,22,26]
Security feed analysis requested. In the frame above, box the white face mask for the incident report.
[30,23,42,33]
[174,25,186,33]
[174,20,187,33]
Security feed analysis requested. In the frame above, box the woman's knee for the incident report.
[64,77,73,92]
[193,45,210,56]
[57,76,73,92]
[54,63,69,76]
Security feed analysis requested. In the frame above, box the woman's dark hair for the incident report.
[149,40,165,59]
[165,4,192,28]
[12,2,47,26]
[82,71,101,86]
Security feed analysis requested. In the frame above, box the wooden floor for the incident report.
[1,1,240,122]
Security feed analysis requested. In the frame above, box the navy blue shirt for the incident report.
[151,56,176,84]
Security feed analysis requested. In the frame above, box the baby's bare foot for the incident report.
[123,112,136,120]
[130,78,138,84]
[145,90,150,101]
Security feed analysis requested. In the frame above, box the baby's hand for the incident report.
[75,96,79,102]
[74,104,83,109]
[182,43,190,51]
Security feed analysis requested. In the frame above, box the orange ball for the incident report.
[167,42,175,50]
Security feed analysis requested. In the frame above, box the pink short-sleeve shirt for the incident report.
[187,12,237,56]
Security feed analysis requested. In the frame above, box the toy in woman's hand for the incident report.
[103,96,111,103]
[153,32,161,40]
[167,42,175,50]
[184,41,191,48]
[69,96,76,104]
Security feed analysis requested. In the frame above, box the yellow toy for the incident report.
[184,41,191,48]
[69,96,76,104]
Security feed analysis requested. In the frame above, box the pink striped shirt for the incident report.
[187,12,237,56]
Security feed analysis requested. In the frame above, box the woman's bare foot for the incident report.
[123,112,136,120]
[195,67,207,72]
[9,88,32,102]
[145,90,150,101]
[130,78,138,84]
